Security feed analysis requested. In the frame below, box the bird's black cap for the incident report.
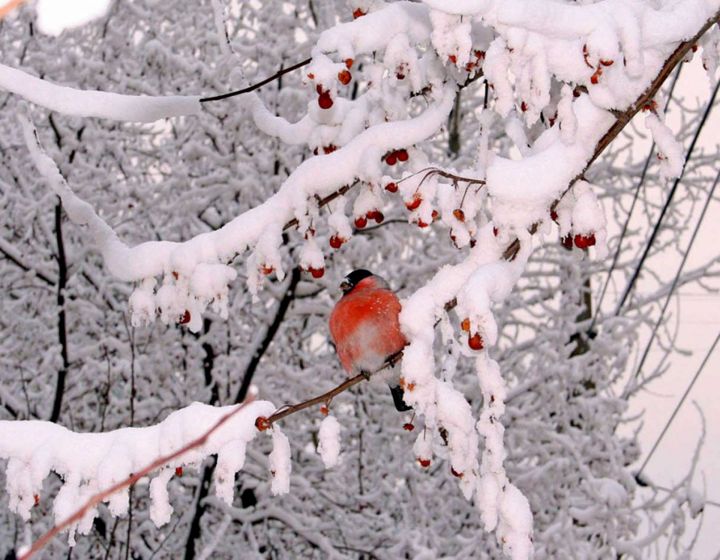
[340,269,373,293]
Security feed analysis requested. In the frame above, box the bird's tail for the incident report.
[389,384,412,412]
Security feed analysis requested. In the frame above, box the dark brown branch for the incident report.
[501,11,720,262]
[200,58,312,103]
[49,202,69,423]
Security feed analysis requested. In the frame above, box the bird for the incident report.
[328,269,412,411]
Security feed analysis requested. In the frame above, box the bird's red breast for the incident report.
[329,277,406,376]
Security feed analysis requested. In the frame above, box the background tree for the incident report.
[0,0,718,558]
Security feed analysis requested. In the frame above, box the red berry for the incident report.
[396,149,409,162]
[352,7,365,18]
[307,72,315,80]
[368,210,384,224]
[474,50,485,60]
[261,265,274,275]
[338,69,352,85]
[417,220,429,228]
[520,101,528,112]
[172,271,179,280]
[385,182,398,193]
[468,332,484,351]
[403,422,415,431]
[460,318,471,332]
[323,144,337,154]
[318,91,333,109]
[316,84,324,95]
[309,267,325,279]
[600,58,614,66]
[418,458,431,468]
[34,494,40,506]
[385,152,397,166]
[320,404,329,416]
[354,216,368,229]
[590,67,602,85]
[329,235,344,249]
[562,234,574,250]
[406,382,416,392]
[405,195,422,211]
[431,210,439,221]
[550,210,558,222]
[175,466,183,477]
[453,209,465,222]
[493,226,499,237]
[451,467,464,478]
[179,310,191,325]
[448,54,457,64]
[345,58,354,69]
[574,233,596,249]
[255,416,271,431]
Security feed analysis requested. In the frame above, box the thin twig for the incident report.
[200,58,311,103]
[262,351,404,427]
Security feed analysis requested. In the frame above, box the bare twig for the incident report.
[261,351,404,427]
[200,58,311,103]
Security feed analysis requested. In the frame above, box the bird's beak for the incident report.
[340,280,352,293]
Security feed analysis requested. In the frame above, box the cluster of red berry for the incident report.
[582,44,614,85]
[384,148,409,166]
[354,210,384,229]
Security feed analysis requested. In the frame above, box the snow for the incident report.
[35,0,112,36]
[317,415,342,468]
[268,427,291,495]
[0,400,275,541]
[0,64,200,122]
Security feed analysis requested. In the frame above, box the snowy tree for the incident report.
[0,0,719,558]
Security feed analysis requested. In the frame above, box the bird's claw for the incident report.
[361,370,372,381]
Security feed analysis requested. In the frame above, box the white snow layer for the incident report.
[0,63,201,122]
[317,415,342,468]
[0,400,275,541]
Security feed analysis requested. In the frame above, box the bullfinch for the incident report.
[329,269,411,411]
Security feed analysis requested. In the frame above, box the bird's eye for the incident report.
[340,280,352,293]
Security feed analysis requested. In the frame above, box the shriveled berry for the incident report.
[406,382,416,392]
[453,208,465,222]
[338,69,352,85]
[261,265,274,275]
[520,101,528,112]
[318,91,333,109]
[352,7,365,18]
[461,318,471,332]
[307,72,315,80]
[320,404,329,416]
[600,59,614,66]
[431,210,439,221]
[493,226,499,237]
[396,149,409,162]
[255,416,271,431]
[417,220,429,228]
[345,58,354,69]
[385,182,398,193]
[309,267,325,279]
[468,332,484,351]
[403,422,415,431]
[323,144,337,154]
[175,466,183,477]
[34,494,40,506]
[368,210,384,224]
[354,216,368,229]
[418,458,431,468]
[179,310,191,325]
[329,235,344,249]
[550,210,558,222]
[448,54,457,64]
[451,467,464,478]
[405,195,422,211]
[561,234,574,250]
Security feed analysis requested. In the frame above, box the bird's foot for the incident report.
[360,370,372,381]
